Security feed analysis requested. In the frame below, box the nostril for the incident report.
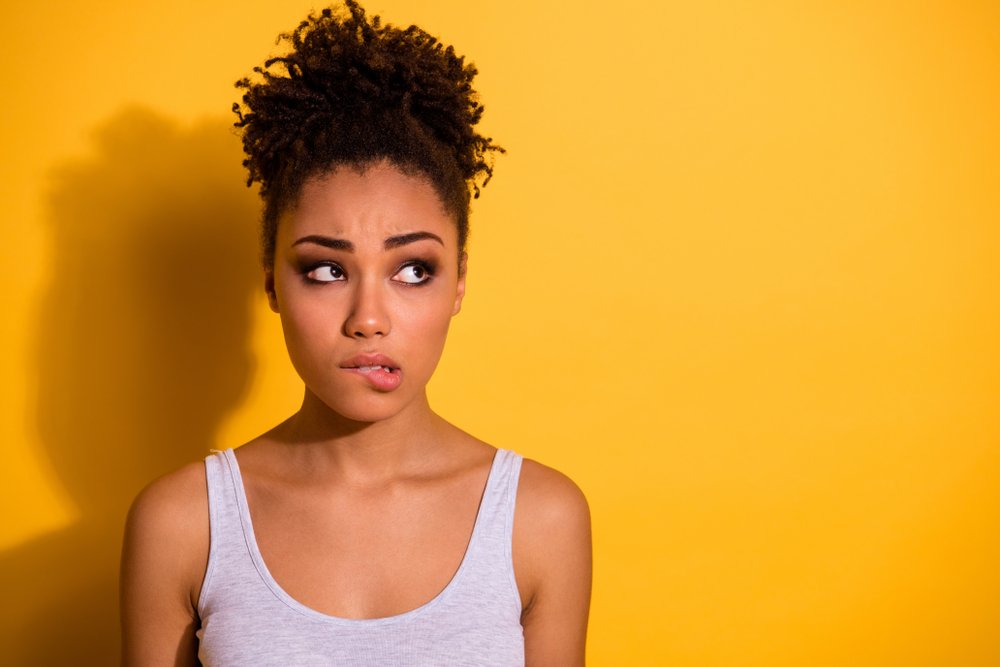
[351,329,385,338]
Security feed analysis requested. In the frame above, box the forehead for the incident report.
[280,162,457,246]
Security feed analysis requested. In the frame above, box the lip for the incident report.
[339,353,400,371]
[339,353,402,392]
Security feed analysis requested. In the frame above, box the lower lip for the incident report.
[343,367,402,392]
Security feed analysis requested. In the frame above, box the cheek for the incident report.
[287,298,334,331]
[278,296,339,363]
[395,298,456,359]
[406,287,453,321]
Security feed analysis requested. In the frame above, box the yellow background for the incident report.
[2,1,998,664]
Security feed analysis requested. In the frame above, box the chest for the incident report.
[244,474,486,619]
[196,449,528,666]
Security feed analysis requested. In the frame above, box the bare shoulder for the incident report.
[121,460,209,666]
[125,460,209,569]
[512,457,592,664]
[516,457,591,531]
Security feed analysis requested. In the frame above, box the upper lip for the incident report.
[340,353,400,370]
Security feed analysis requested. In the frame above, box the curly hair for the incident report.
[233,0,503,270]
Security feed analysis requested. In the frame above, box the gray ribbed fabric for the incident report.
[196,448,525,666]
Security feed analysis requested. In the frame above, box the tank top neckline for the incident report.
[221,446,505,628]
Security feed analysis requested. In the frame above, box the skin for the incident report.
[120,160,592,666]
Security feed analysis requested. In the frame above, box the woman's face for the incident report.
[266,160,466,424]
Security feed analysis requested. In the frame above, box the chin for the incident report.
[314,390,421,426]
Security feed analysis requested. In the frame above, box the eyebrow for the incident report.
[292,235,354,251]
[384,231,444,249]
[291,231,444,252]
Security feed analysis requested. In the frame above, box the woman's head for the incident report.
[233,0,503,274]
[266,160,468,423]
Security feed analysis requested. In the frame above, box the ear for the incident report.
[452,252,468,316]
[264,269,279,313]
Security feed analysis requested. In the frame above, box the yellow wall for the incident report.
[2,1,998,664]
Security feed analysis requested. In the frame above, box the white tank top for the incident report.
[196,447,525,666]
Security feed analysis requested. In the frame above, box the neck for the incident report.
[274,387,453,484]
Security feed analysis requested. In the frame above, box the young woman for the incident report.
[120,2,592,664]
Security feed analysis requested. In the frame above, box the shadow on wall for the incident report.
[0,108,261,665]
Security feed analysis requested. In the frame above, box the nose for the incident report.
[343,277,391,339]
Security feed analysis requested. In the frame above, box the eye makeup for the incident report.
[391,258,438,286]
[293,255,441,287]
[299,260,346,285]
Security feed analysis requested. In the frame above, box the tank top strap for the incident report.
[458,448,524,609]
[198,448,258,613]
[479,448,524,540]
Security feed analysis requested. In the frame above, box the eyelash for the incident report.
[394,260,437,286]
[299,260,437,286]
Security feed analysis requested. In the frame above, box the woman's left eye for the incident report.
[392,263,433,285]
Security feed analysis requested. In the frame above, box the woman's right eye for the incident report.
[305,263,345,283]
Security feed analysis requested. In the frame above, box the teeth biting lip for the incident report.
[339,353,400,373]
[351,365,396,373]
[339,353,402,391]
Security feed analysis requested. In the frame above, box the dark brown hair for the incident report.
[233,0,503,270]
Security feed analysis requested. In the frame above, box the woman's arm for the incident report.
[515,460,593,666]
[120,462,209,667]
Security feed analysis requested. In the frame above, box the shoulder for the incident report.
[512,457,592,608]
[123,458,210,610]
[515,457,591,533]
[511,456,592,663]
[126,459,209,547]
[121,457,211,665]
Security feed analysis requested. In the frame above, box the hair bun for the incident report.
[234,0,503,200]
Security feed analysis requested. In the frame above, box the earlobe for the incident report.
[264,271,279,313]
[452,252,468,316]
